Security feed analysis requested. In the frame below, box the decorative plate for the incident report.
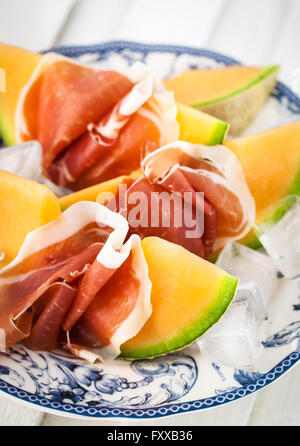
[0,41,299,420]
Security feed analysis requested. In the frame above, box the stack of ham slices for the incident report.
[0,53,256,361]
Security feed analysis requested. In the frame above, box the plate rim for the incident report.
[1,40,299,420]
[0,350,298,420]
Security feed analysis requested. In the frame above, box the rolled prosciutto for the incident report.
[15,54,179,189]
[114,141,255,258]
[0,201,152,361]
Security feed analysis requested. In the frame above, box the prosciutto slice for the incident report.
[141,141,256,251]
[68,234,152,360]
[25,283,77,351]
[117,141,255,258]
[123,176,206,258]
[0,202,152,361]
[15,54,179,189]
[16,53,134,168]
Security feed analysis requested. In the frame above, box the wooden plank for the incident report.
[269,0,300,85]
[248,364,300,426]
[42,413,124,426]
[206,0,289,64]
[114,0,226,46]
[55,0,130,45]
[0,0,76,51]
[56,0,226,47]
[0,397,43,426]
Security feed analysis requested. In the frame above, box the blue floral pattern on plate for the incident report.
[0,345,197,408]
[0,41,299,419]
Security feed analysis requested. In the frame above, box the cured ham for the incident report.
[15,54,179,189]
[123,176,207,258]
[69,234,152,359]
[47,75,154,186]
[15,53,134,167]
[0,201,152,360]
[25,283,77,351]
[119,141,255,257]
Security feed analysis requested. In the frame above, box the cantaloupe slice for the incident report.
[120,237,238,359]
[177,103,228,145]
[59,169,142,211]
[224,121,300,247]
[0,170,61,267]
[0,43,41,145]
[164,65,279,135]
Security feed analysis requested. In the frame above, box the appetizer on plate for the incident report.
[0,42,299,365]
[0,43,228,189]
[0,194,238,360]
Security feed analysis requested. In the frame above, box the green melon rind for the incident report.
[120,274,238,360]
[177,102,230,146]
[244,198,298,250]
[207,119,230,145]
[244,162,300,249]
[195,65,279,136]
[0,109,15,146]
[254,194,299,240]
[243,233,262,250]
[193,65,279,108]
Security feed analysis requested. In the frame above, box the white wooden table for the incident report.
[0,0,299,426]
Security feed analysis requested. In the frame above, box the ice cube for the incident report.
[200,241,278,369]
[198,283,267,370]
[256,195,300,280]
[0,141,42,181]
[216,242,278,315]
[40,176,69,198]
[0,141,68,197]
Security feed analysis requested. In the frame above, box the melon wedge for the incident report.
[0,43,41,145]
[224,121,300,247]
[164,65,279,135]
[177,102,228,145]
[59,170,142,211]
[120,237,238,359]
[0,170,61,267]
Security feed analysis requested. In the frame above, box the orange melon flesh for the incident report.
[120,237,238,359]
[0,43,41,145]
[59,169,142,211]
[164,65,279,135]
[0,170,61,267]
[164,66,274,106]
[224,122,300,247]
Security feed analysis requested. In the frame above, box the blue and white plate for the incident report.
[0,41,299,420]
